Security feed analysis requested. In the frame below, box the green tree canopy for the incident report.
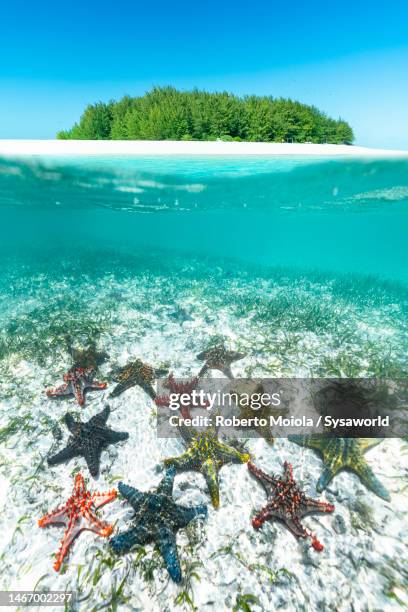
[57,86,354,144]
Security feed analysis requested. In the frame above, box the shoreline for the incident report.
[0,139,407,157]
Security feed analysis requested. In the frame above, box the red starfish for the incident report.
[38,473,117,571]
[46,366,107,406]
[155,373,209,419]
[248,461,334,552]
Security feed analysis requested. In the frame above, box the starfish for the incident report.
[110,359,168,400]
[288,435,390,501]
[164,426,250,508]
[69,341,109,369]
[196,344,245,378]
[46,366,107,406]
[248,461,334,551]
[47,406,129,477]
[38,472,117,571]
[110,467,207,583]
[155,374,209,419]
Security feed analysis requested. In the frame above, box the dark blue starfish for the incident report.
[110,467,207,583]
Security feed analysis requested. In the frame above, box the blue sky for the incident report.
[0,0,407,147]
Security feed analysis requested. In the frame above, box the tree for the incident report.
[59,102,113,140]
[57,87,354,144]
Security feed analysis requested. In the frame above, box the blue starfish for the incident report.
[110,467,207,583]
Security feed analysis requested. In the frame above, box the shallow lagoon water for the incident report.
[0,155,407,611]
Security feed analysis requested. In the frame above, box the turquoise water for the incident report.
[1,154,408,377]
[0,155,408,610]
[1,155,408,280]
[0,158,408,281]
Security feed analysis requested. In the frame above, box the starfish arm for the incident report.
[110,525,150,554]
[110,379,134,398]
[175,503,207,528]
[73,473,87,500]
[154,367,169,379]
[221,365,234,379]
[110,364,126,381]
[53,514,82,572]
[197,364,209,378]
[201,459,220,508]
[217,441,250,465]
[46,383,70,399]
[102,428,129,444]
[353,459,391,501]
[155,394,170,407]
[87,380,108,391]
[64,413,79,434]
[251,506,274,529]
[316,466,336,492]
[47,443,79,468]
[82,442,102,478]
[141,381,157,400]
[118,481,147,509]
[178,422,195,444]
[358,438,383,452]
[38,503,69,528]
[82,508,114,537]
[284,517,308,539]
[155,525,182,583]
[247,461,275,494]
[156,467,176,496]
[303,498,335,515]
[288,434,328,451]
[164,447,197,471]
[90,406,110,427]
[72,380,85,406]
[91,488,118,510]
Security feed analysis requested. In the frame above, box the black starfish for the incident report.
[196,344,245,378]
[248,461,334,551]
[47,406,129,477]
[110,359,168,399]
[110,467,207,583]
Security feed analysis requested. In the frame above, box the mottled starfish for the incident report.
[47,366,107,407]
[288,435,390,501]
[110,467,207,583]
[110,359,168,399]
[197,344,245,378]
[164,426,250,507]
[38,472,117,571]
[47,406,129,477]
[248,461,334,551]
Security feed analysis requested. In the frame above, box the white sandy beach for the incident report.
[0,139,407,157]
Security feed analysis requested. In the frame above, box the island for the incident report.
[57,86,354,144]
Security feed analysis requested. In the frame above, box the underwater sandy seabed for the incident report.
[0,247,407,612]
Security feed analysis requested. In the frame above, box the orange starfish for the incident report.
[38,473,117,571]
